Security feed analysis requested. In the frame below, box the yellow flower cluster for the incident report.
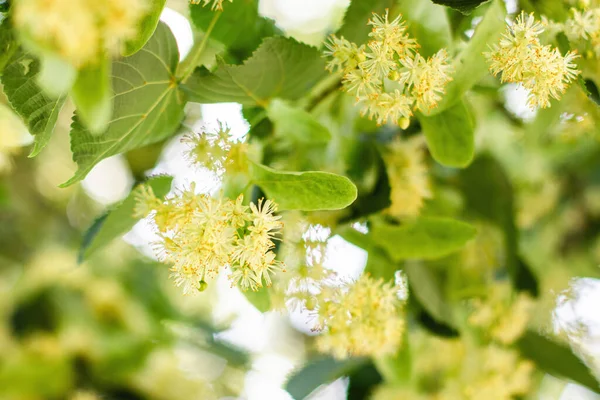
[565,5,600,57]
[383,136,431,219]
[134,184,284,293]
[314,274,407,359]
[190,0,232,11]
[13,0,148,67]
[462,346,535,400]
[485,12,580,109]
[468,283,535,345]
[324,11,453,126]
[182,123,249,177]
[370,333,534,400]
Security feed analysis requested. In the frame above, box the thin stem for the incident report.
[178,11,221,83]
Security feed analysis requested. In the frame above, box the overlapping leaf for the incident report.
[432,0,506,113]
[1,49,65,157]
[182,37,327,107]
[371,217,477,261]
[189,0,276,56]
[63,23,184,186]
[124,0,166,56]
[337,0,395,44]
[459,154,539,295]
[418,100,475,168]
[79,175,173,262]
[431,0,491,14]
[286,357,368,400]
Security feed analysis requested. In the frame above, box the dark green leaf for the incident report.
[0,18,17,72]
[336,0,395,44]
[123,0,166,56]
[250,162,357,211]
[71,57,113,133]
[189,0,276,57]
[182,37,327,107]
[78,175,173,262]
[1,49,65,157]
[267,99,331,144]
[517,331,599,393]
[285,356,368,400]
[459,154,538,295]
[433,0,506,113]
[63,23,184,186]
[405,262,456,328]
[580,77,600,106]
[430,0,492,14]
[418,100,475,168]
[371,217,477,261]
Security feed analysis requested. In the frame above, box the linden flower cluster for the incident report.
[324,11,453,127]
[14,0,148,67]
[190,0,233,11]
[182,123,249,177]
[314,274,407,359]
[383,136,431,218]
[462,346,535,400]
[485,12,580,109]
[468,283,535,345]
[134,184,284,293]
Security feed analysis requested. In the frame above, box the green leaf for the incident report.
[371,217,477,261]
[405,262,456,328]
[580,77,600,106]
[189,0,276,56]
[243,288,271,313]
[430,0,492,14]
[250,162,357,211]
[123,0,166,56]
[433,0,506,113]
[418,100,475,168]
[79,175,173,262]
[396,0,452,57]
[517,331,599,393]
[71,57,113,133]
[182,37,327,107]
[267,99,331,144]
[337,0,395,44]
[285,356,368,400]
[0,18,17,73]
[1,50,66,157]
[62,23,184,187]
[459,154,539,295]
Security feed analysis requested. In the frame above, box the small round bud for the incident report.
[197,280,208,292]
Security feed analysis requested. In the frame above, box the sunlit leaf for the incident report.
[63,23,184,187]
[267,99,331,144]
[250,162,357,211]
[123,0,166,56]
[182,37,327,107]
